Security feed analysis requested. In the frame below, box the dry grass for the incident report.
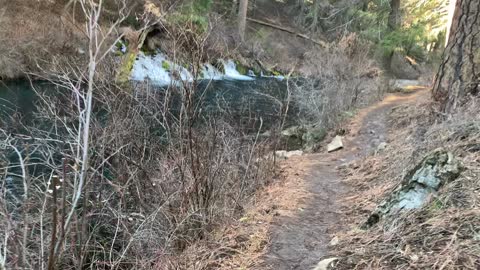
[331,92,480,269]
[0,75,279,269]
[0,0,95,79]
[292,35,384,129]
[0,0,143,79]
[167,154,315,269]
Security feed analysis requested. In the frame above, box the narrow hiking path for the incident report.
[257,90,426,270]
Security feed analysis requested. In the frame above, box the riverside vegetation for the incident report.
[0,0,478,269]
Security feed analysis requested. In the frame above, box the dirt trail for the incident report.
[258,90,425,270]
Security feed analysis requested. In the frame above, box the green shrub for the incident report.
[342,0,448,62]
[167,0,213,33]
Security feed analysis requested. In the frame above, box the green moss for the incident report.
[114,41,127,56]
[116,51,137,87]
[251,66,261,76]
[115,41,124,50]
[236,63,248,75]
[272,70,282,76]
[162,61,171,70]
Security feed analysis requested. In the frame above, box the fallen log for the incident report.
[247,18,329,48]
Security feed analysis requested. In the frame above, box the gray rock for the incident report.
[280,125,326,151]
[302,126,327,152]
[390,52,421,80]
[275,150,303,159]
[364,149,464,228]
[329,236,339,246]
[280,126,306,150]
[312,257,339,270]
[327,136,343,152]
[376,142,388,153]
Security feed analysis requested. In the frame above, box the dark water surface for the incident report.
[0,77,293,197]
[1,78,294,129]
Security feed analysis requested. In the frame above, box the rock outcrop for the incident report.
[364,149,464,228]
[280,125,327,151]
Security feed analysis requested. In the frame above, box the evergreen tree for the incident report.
[433,0,480,112]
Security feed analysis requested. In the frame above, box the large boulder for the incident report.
[280,125,307,150]
[390,52,421,80]
[302,126,327,152]
[364,149,464,228]
[280,125,327,151]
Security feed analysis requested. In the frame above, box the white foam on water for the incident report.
[131,51,258,85]
[222,60,255,81]
[247,70,256,77]
[201,63,223,80]
[131,52,172,86]
[175,64,194,82]
[260,71,285,81]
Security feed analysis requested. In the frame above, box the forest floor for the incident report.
[218,87,428,269]
[258,89,426,270]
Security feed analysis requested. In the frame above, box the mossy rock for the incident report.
[234,60,249,75]
[271,70,282,76]
[280,125,327,152]
[116,51,137,87]
[280,125,306,151]
[302,126,327,152]
[251,66,262,76]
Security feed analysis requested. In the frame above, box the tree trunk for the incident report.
[238,0,248,41]
[432,0,480,112]
[385,0,401,70]
[388,0,401,31]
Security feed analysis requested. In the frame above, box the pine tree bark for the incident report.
[432,0,480,112]
[385,0,401,70]
[238,0,248,41]
[388,0,401,30]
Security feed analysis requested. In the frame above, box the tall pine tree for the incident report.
[432,0,480,112]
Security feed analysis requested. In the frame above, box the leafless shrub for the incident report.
[0,2,277,269]
[293,41,384,128]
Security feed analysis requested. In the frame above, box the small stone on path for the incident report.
[327,136,343,152]
[312,257,339,270]
[275,150,304,159]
